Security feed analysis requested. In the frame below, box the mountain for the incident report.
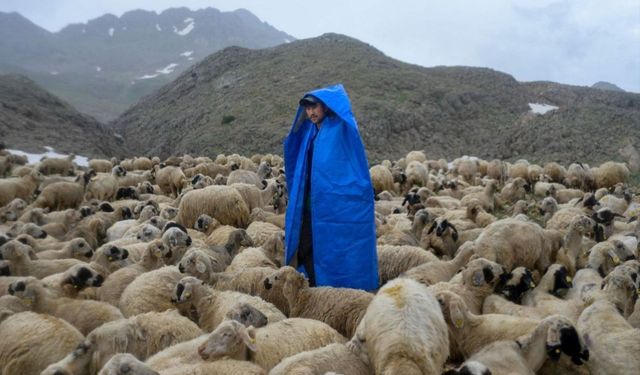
[111,33,640,165]
[0,74,124,158]
[591,81,625,92]
[0,8,294,121]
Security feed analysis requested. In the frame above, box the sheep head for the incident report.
[225,302,268,328]
[171,276,204,304]
[495,266,535,303]
[435,290,469,330]
[541,315,589,365]
[96,353,159,375]
[62,264,104,290]
[178,249,212,279]
[68,238,94,260]
[198,320,257,361]
[461,258,504,289]
[8,277,42,306]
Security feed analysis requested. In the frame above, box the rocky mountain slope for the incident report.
[111,34,640,165]
[0,8,293,121]
[0,74,124,158]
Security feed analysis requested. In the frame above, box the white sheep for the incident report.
[577,299,639,375]
[0,311,84,375]
[118,266,184,317]
[376,244,439,285]
[0,169,43,207]
[350,277,449,374]
[9,276,123,335]
[471,218,563,273]
[171,276,285,331]
[197,318,345,371]
[269,343,369,375]
[444,315,589,375]
[155,165,187,197]
[176,185,250,229]
[263,266,373,338]
[42,309,202,375]
[0,240,84,278]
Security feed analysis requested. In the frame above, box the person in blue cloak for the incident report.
[283,83,379,291]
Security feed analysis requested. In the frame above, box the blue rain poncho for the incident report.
[284,84,379,290]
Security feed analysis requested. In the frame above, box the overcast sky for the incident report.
[3,0,639,92]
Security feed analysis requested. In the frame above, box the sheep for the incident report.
[197,318,345,371]
[245,220,283,247]
[227,168,262,187]
[0,240,84,278]
[132,156,154,170]
[444,315,589,375]
[437,290,540,361]
[171,276,285,331]
[155,165,186,197]
[263,266,373,338]
[470,218,563,273]
[508,160,530,180]
[0,294,28,322]
[544,162,567,183]
[427,257,505,315]
[176,185,250,229]
[99,353,267,375]
[118,266,184,317]
[230,181,278,213]
[37,237,94,261]
[456,157,478,183]
[577,299,639,375]
[85,168,121,201]
[420,217,464,258]
[40,263,105,298]
[95,354,160,375]
[269,342,369,375]
[370,165,395,195]
[592,161,630,189]
[0,197,27,222]
[88,159,113,173]
[0,312,84,375]
[492,266,536,304]
[349,277,449,374]
[598,190,632,216]
[33,180,86,211]
[89,243,132,276]
[500,177,528,204]
[224,246,277,272]
[555,216,596,275]
[97,240,166,306]
[43,309,203,375]
[460,180,500,213]
[8,277,123,335]
[402,242,476,285]
[225,302,269,328]
[483,264,584,322]
[0,169,43,207]
[376,244,439,285]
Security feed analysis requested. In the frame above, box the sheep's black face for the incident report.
[584,195,598,209]
[232,305,268,328]
[496,270,534,303]
[106,246,128,261]
[122,207,133,220]
[264,277,273,290]
[196,217,206,231]
[0,263,10,276]
[0,235,8,247]
[482,267,495,283]
[192,174,203,186]
[99,203,114,212]
[172,283,185,303]
[8,280,25,295]
[553,267,572,297]
[80,206,93,217]
[546,326,589,365]
[178,263,185,273]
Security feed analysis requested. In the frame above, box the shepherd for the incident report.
[284,83,379,290]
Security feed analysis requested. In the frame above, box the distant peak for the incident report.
[591,81,625,92]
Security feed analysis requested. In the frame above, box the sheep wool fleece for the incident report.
[284,84,379,290]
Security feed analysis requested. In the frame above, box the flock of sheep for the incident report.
[0,146,638,375]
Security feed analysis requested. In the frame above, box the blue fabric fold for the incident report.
[284,84,379,290]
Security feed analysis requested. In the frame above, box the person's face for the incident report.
[305,103,327,125]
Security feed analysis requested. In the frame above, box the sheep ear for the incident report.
[195,260,206,274]
[607,249,620,265]
[427,221,437,234]
[242,326,257,352]
[450,303,465,329]
[449,223,459,242]
[472,269,485,286]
